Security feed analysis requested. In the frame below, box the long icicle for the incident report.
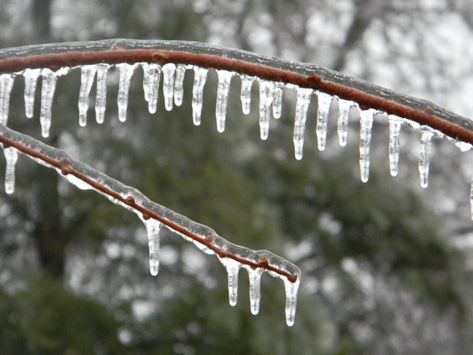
[272,83,283,119]
[219,257,241,307]
[142,63,161,114]
[0,74,14,126]
[215,70,233,133]
[283,278,300,327]
[419,129,434,188]
[162,63,176,112]
[3,146,18,195]
[78,65,97,127]
[337,98,353,147]
[174,64,186,107]
[258,80,274,140]
[240,75,254,115]
[248,268,263,315]
[316,91,332,151]
[191,66,208,126]
[359,109,374,183]
[145,219,161,276]
[39,68,58,138]
[95,64,110,124]
[117,63,137,122]
[23,69,40,119]
[388,115,402,177]
[293,88,313,160]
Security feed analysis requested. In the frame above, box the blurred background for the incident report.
[1,0,473,354]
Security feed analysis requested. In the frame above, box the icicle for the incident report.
[258,80,274,140]
[248,268,263,315]
[418,129,433,188]
[191,67,208,126]
[78,65,97,127]
[388,115,402,177]
[117,63,136,122]
[142,63,161,114]
[293,88,313,160]
[316,91,332,151]
[0,74,14,126]
[95,64,110,124]
[145,219,161,276]
[174,64,186,107]
[162,63,176,112]
[272,83,283,119]
[40,69,58,138]
[23,69,40,119]
[283,278,300,327]
[240,75,254,115]
[215,70,233,133]
[220,257,241,306]
[359,109,374,183]
[337,98,353,146]
[3,147,18,195]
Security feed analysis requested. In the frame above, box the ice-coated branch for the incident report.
[0,123,301,326]
[0,39,472,144]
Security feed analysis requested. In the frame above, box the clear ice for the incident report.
[272,83,283,119]
[359,109,374,183]
[283,278,300,327]
[3,147,18,195]
[337,98,353,147]
[258,80,274,140]
[388,115,402,177]
[23,69,40,119]
[142,63,161,114]
[215,70,233,133]
[145,219,161,276]
[117,63,137,122]
[418,129,433,188]
[248,268,263,315]
[240,75,254,115]
[95,64,110,124]
[162,63,176,112]
[293,88,313,160]
[316,91,332,151]
[191,67,208,126]
[0,74,14,126]
[174,64,186,107]
[219,257,241,306]
[40,68,58,138]
[78,65,97,127]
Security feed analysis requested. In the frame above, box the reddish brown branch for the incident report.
[0,39,472,144]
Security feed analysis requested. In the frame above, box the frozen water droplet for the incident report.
[359,109,374,183]
[215,70,233,133]
[142,63,161,114]
[162,63,176,112]
[388,115,402,177]
[283,278,300,327]
[337,98,353,147]
[117,63,137,122]
[419,129,433,188]
[248,268,263,315]
[191,67,208,126]
[95,64,110,124]
[258,80,274,140]
[220,257,240,306]
[293,88,312,160]
[0,74,14,126]
[316,91,332,151]
[240,75,254,115]
[145,219,161,276]
[272,83,283,119]
[3,147,18,195]
[23,69,40,119]
[40,68,58,138]
[174,64,186,107]
[78,65,97,127]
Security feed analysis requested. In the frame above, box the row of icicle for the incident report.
[0,61,472,326]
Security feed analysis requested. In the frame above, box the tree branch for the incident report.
[0,39,471,143]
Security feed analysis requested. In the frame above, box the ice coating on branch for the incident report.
[248,268,263,315]
[215,70,233,133]
[141,63,161,114]
[337,98,353,146]
[359,109,374,183]
[293,88,312,160]
[284,278,300,327]
[219,257,240,306]
[145,219,161,276]
[316,91,332,151]
[162,63,176,111]
[418,129,433,188]
[78,65,97,127]
[95,64,110,124]
[117,63,137,122]
[191,67,208,126]
[240,75,254,115]
[23,69,40,119]
[258,80,274,140]
[388,115,402,177]
[3,147,18,195]
[174,64,186,107]
[272,83,283,119]
[40,68,59,138]
[0,74,14,126]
